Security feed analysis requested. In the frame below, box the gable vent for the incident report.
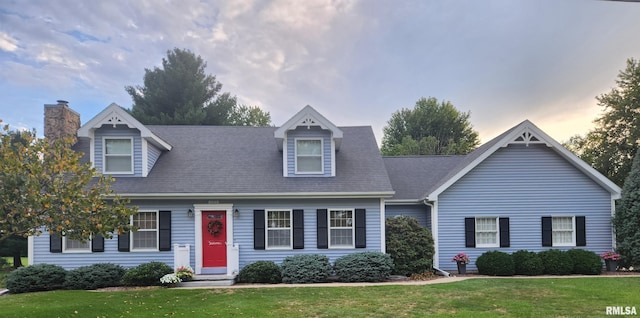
[511,129,545,146]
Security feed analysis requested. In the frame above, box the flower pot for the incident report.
[457,262,467,275]
[605,259,618,272]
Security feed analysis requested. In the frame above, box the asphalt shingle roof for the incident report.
[77,125,394,196]
[382,123,521,201]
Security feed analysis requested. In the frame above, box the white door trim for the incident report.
[193,204,234,275]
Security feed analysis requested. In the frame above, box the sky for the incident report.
[1,0,639,145]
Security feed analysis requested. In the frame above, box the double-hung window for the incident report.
[552,216,575,246]
[266,210,292,249]
[329,209,354,248]
[104,138,133,174]
[475,217,498,247]
[295,139,323,174]
[63,237,91,253]
[131,211,158,251]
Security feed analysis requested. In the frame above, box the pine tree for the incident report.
[613,148,640,267]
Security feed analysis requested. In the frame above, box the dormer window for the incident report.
[104,137,133,174]
[296,138,323,174]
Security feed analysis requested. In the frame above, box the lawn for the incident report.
[0,277,638,317]
[0,257,27,289]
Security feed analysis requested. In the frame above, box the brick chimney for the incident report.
[44,100,80,143]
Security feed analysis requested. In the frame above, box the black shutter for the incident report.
[576,216,586,246]
[159,211,171,251]
[293,209,304,249]
[464,218,475,248]
[118,232,130,252]
[355,209,366,248]
[542,217,552,247]
[317,209,328,249]
[92,234,105,252]
[499,217,510,248]
[254,210,265,250]
[50,234,62,253]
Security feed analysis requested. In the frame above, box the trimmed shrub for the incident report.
[280,254,332,284]
[334,252,394,282]
[238,261,282,284]
[512,250,544,276]
[0,257,9,269]
[5,263,67,293]
[538,249,573,275]
[121,262,173,286]
[566,249,603,275]
[64,263,127,290]
[476,251,515,276]
[385,216,435,276]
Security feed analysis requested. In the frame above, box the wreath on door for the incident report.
[207,220,223,236]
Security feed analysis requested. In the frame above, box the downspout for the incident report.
[424,199,451,276]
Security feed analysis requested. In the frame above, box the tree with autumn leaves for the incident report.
[0,125,137,243]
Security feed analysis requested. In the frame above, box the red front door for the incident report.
[202,211,227,267]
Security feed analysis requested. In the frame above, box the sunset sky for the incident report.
[1,0,639,144]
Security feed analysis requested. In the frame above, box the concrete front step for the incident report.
[179,274,237,287]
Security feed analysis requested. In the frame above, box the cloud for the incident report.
[0,32,18,52]
[0,0,640,145]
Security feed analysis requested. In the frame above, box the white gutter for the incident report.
[424,199,438,269]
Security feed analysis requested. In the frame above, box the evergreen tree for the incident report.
[126,48,271,126]
[613,148,640,267]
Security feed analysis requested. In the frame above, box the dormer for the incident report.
[274,106,343,177]
[77,103,172,177]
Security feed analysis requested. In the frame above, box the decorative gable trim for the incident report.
[426,120,621,201]
[78,103,172,151]
[507,126,549,147]
[274,105,343,151]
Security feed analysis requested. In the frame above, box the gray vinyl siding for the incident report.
[286,127,333,177]
[437,144,614,272]
[32,198,382,270]
[385,204,431,229]
[147,143,162,174]
[94,125,143,177]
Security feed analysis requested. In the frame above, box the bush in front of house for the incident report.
[280,254,332,284]
[64,263,127,290]
[385,216,435,276]
[476,251,515,276]
[566,249,603,275]
[238,261,282,284]
[333,252,394,282]
[538,249,573,275]
[5,263,67,294]
[512,250,544,276]
[121,261,174,286]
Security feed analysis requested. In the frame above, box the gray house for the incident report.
[31,101,621,275]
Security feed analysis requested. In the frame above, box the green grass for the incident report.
[0,277,638,317]
[0,257,28,288]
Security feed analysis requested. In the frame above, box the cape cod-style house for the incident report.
[30,101,621,276]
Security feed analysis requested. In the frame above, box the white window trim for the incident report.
[103,137,134,174]
[294,138,324,174]
[130,210,159,252]
[62,236,92,253]
[475,217,499,248]
[328,208,355,249]
[265,209,293,250]
[552,216,576,247]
